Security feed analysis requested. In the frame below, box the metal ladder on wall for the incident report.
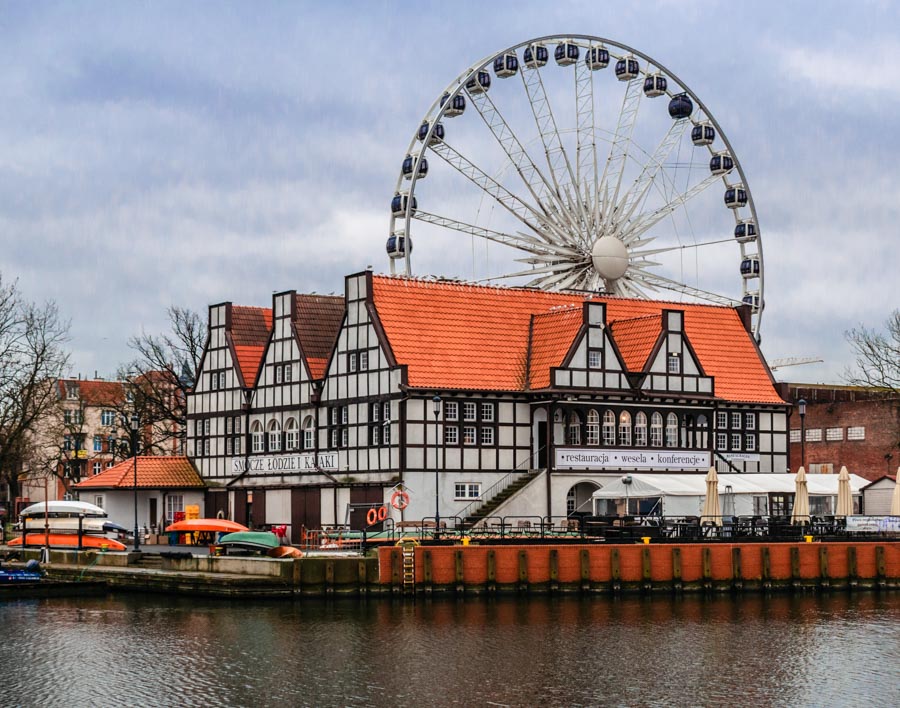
[400,539,417,591]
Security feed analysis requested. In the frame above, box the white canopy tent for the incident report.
[591,473,868,518]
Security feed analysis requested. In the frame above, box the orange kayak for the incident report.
[9,533,127,552]
[165,518,248,534]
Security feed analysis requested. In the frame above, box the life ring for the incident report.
[366,508,378,525]
[377,505,388,522]
[390,490,410,511]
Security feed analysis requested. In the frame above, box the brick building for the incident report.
[787,384,900,481]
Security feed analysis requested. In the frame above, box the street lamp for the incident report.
[798,399,807,469]
[432,395,441,532]
[130,414,140,552]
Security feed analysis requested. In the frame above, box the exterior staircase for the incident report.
[132,553,163,570]
[459,469,543,529]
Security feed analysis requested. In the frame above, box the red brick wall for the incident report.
[788,386,900,481]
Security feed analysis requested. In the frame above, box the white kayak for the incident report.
[19,500,107,518]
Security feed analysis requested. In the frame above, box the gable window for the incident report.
[444,401,458,421]
[219,372,226,388]
[463,402,477,422]
[619,411,632,447]
[588,349,602,369]
[667,353,681,374]
[284,364,292,382]
[101,409,116,426]
[665,413,679,447]
[348,352,357,373]
[586,410,600,446]
[635,412,648,447]
[650,413,664,447]
[602,410,615,446]
[210,372,218,390]
[285,418,299,451]
[251,422,264,453]
[359,351,368,371]
[302,416,315,450]
[275,366,283,384]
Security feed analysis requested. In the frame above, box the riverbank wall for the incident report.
[5,541,899,598]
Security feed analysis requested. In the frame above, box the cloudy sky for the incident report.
[1,1,897,384]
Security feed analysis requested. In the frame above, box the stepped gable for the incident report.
[230,306,273,387]
[528,306,584,389]
[610,314,661,372]
[294,294,345,379]
[74,456,205,489]
[370,275,783,404]
[371,276,582,391]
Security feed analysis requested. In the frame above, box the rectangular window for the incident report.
[745,435,756,452]
[341,428,348,447]
[463,402,477,421]
[667,353,681,374]
[330,407,338,425]
[93,436,102,452]
[303,428,314,450]
[165,494,184,525]
[234,417,241,433]
[826,427,843,441]
[847,426,865,441]
[383,402,391,420]
[480,427,495,445]
[94,495,104,508]
[330,429,338,448]
[64,435,72,451]
[382,422,391,445]
[286,429,298,451]
[809,463,834,474]
[371,426,380,446]
[269,430,281,452]
[790,429,801,443]
[588,350,602,368]
[454,483,481,500]
[716,432,727,450]
[731,412,741,429]
[64,410,72,424]
[92,462,101,475]
[359,351,368,371]
[101,410,116,426]
[349,352,357,373]
[716,412,727,429]
[226,417,232,434]
[731,434,741,450]
[210,372,218,390]
[341,407,349,425]
[444,426,458,445]
[204,419,211,435]
[372,403,380,422]
[219,372,226,389]
[445,401,458,421]
[805,428,822,442]
[481,403,494,422]
[204,439,210,456]
[284,364,292,383]
[275,366,282,384]
[226,438,232,455]
[745,413,756,430]
[234,438,241,454]
[463,426,477,445]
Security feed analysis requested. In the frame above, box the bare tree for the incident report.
[115,306,206,455]
[0,274,70,503]
[844,310,900,395]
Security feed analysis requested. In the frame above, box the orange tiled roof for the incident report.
[370,276,783,404]
[230,306,272,386]
[611,315,662,372]
[529,307,583,389]
[58,379,124,406]
[74,456,205,490]
[294,294,344,379]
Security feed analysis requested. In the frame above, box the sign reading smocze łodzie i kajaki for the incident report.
[230,453,338,474]
[555,449,710,471]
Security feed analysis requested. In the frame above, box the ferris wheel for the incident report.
[387,35,764,339]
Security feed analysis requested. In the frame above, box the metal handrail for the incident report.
[456,448,545,521]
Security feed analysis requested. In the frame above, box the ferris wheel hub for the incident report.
[591,236,629,282]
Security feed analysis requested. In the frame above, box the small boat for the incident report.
[22,517,109,533]
[165,518,249,534]
[19,500,106,518]
[18,500,127,536]
[8,534,127,552]
[217,531,279,551]
[268,545,303,559]
[0,560,44,583]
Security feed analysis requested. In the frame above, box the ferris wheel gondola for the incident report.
[388,35,765,339]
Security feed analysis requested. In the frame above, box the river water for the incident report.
[1,592,898,707]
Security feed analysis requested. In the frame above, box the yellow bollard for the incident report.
[641,537,651,544]
[461,536,470,547]
[804,535,813,543]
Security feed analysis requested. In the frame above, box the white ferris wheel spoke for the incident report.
[637,237,735,257]
[637,272,739,306]
[598,77,643,227]
[624,172,722,244]
[412,210,552,252]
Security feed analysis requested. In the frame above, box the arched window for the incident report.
[650,413,663,447]
[285,418,299,451]
[619,411,632,446]
[602,410,616,446]
[695,415,709,449]
[682,415,693,449]
[665,413,678,447]
[585,410,600,445]
[567,411,582,446]
[635,412,648,446]
[302,416,315,450]
[267,419,282,452]
[251,421,264,453]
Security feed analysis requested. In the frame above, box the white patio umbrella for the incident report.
[791,466,810,525]
[700,467,721,526]
[836,465,853,517]
[891,468,900,516]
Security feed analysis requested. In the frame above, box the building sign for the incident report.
[555,448,710,471]
[722,453,761,463]
[185,504,200,520]
[230,452,338,474]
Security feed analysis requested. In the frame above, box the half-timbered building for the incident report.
[187,270,789,538]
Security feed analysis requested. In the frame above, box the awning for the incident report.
[592,473,868,500]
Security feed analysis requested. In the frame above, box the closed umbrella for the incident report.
[891,468,900,516]
[836,465,853,517]
[700,467,721,526]
[791,467,810,525]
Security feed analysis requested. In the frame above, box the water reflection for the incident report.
[1,593,897,707]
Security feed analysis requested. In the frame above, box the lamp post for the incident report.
[130,414,140,552]
[798,399,807,469]
[432,395,441,532]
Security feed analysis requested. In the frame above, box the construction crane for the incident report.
[769,356,824,371]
